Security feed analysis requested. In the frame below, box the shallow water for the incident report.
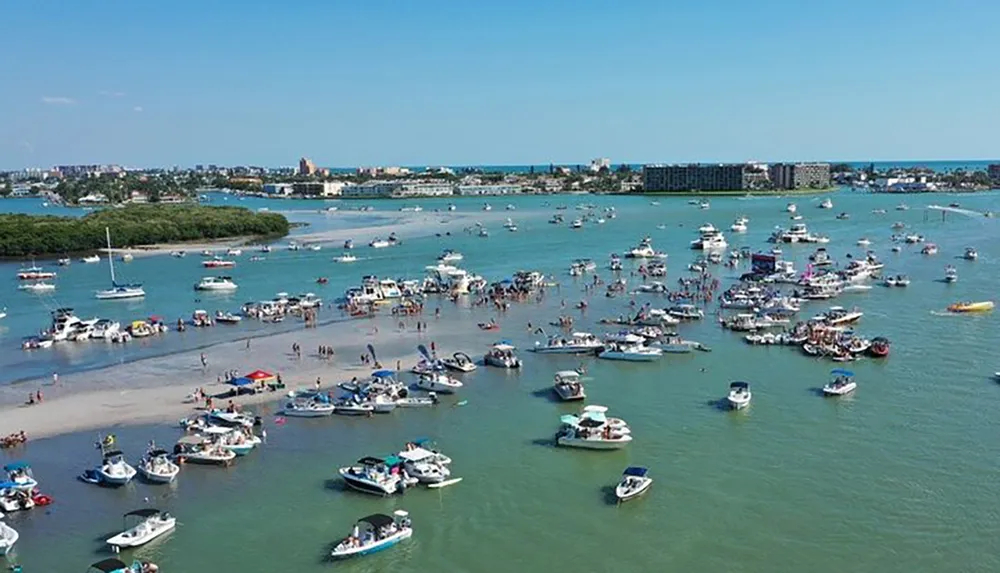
[2,189,1000,571]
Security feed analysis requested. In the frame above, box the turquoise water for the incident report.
[2,189,1000,571]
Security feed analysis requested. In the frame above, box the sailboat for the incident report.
[95,227,146,300]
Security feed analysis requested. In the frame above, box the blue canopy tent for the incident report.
[229,377,252,387]
[372,370,395,378]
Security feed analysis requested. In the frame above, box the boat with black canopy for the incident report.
[615,466,653,502]
[106,508,176,549]
[86,558,159,573]
[330,510,412,559]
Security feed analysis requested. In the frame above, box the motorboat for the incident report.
[172,435,236,465]
[170,250,185,258]
[0,488,34,513]
[440,352,478,372]
[416,372,463,394]
[822,369,857,396]
[97,450,137,486]
[214,311,242,324]
[730,217,748,233]
[478,227,489,237]
[438,249,463,263]
[598,339,663,362]
[698,200,710,210]
[553,370,586,401]
[947,301,995,313]
[58,257,71,266]
[91,319,122,339]
[857,238,871,247]
[667,304,704,320]
[335,252,357,263]
[654,337,705,353]
[283,396,336,417]
[202,257,236,268]
[137,448,180,484]
[836,212,850,220]
[343,239,354,250]
[335,399,375,416]
[16,265,56,280]
[330,511,412,559]
[819,198,833,209]
[624,239,667,259]
[817,306,863,326]
[0,520,17,556]
[883,274,910,287]
[483,203,493,211]
[96,228,145,300]
[85,558,158,573]
[726,381,752,410]
[555,405,633,450]
[615,466,652,502]
[207,409,256,428]
[944,265,958,283]
[570,219,583,229]
[397,448,451,484]
[226,248,243,256]
[18,281,55,293]
[964,247,978,261]
[484,342,522,368]
[202,426,260,456]
[896,203,909,211]
[195,276,238,291]
[531,332,604,354]
[369,238,391,248]
[869,337,891,357]
[921,243,938,255]
[106,509,176,549]
[2,463,36,493]
[786,203,797,213]
[339,456,416,496]
[82,254,101,263]
[697,222,717,234]
[690,229,727,251]
[503,218,518,231]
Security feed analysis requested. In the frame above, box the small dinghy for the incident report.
[615,466,653,502]
[106,508,176,549]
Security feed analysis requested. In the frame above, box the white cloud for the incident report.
[100,90,126,97]
[19,141,34,153]
[41,96,76,105]
[133,106,143,112]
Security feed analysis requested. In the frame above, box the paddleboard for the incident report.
[427,477,463,489]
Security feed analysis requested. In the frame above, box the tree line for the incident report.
[0,204,289,257]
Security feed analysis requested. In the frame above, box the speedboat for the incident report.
[0,520,17,556]
[964,247,978,261]
[416,372,463,394]
[283,397,336,417]
[335,252,357,263]
[397,448,450,484]
[82,254,101,263]
[822,369,857,396]
[97,450,137,486]
[484,342,522,368]
[91,319,122,339]
[615,466,652,502]
[339,456,415,496]
[819,198,833,209]
[730,217,748,233]
[106,509,176,549]
[726,381,752,410]
[170,250,185,258]
[944,266,958,283]
[555,405,633,450]
[16,266,56,280]
[195,276,238,291]
[137,448,179,484]
[947,301,995,313]
[3,462,37,492]
[570,219,583,229]
[207,409,256,427]
[335,399,375,416]
[85,558,158,573]
[921,243,938,255]
[786,203,797,213]
[441,352,477,372]
[599,339,663,362]
[202,426,260,456]
[438,250,463,263]
[553,370,586,401]
[531,332,604,354]
[331,511,412,559]
[172,435,236,465]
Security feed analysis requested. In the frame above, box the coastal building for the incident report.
[988,164,1000,182]
[588,158,612,173]
[454,184,523,196]
[298,157,317,176]
[292,181,344,197]
[769,162,832,190]
[341,180,455,198]
[642,163,747,192]
[262,183,294,196]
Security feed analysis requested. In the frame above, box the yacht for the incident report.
[96,450,138,486]
[484,342,522,368]
[441,352,478,372]
[726,381,752,410]
[730,217,748,233]
[415,372,463,394]
[195,276,238,291]
[94,229,145,299]
[137,448,180,483]
[106,509,176,549]
[690,229,727,251]
[531,332,604,354]
[555,405,633,450]
[822,369,857,396]
[615,466,653,502]
[819,198,833,209]
[330,511,412,559]
[624,238,667,259]
[339,456,416,496]
[553,370,586,401]
[49,308,94,341]
[438,249,463,263]
[81,254,101,263]
[944,265,958,283]
[964,247,978,261]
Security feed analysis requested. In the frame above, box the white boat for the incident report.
[335,252,358,263]
[599,339,663,362]
[19,281,55,292]
[58,257,71,266]
[531,332,604,354]
[944,266,958,283]
[555,406,633,450]
[214,311,242,324]
[667,304,704,320]
[339,457,415,496]
[817,306,863,326]
[819,198,833,209]
[503,218,518,231]
[883,275,910,287]
[624,239,667,259]
[484,342,522,368]
[857,238,871,247]
[202,426,260,456]
[97,450,138,485]
[438,250,463,263]
[730,217,748,233]
[690,229,728,251]
[0,489,33,513]
[441,352,478,372]
[964,247,978,261]
[553,370,586,401]
[226,248,243,256]
[786,203,797,213]
[615,466,652,502]
[397,448,451,483]
[170,250,185,258]
[283,397,336,417]
[137,448,180,484]
[96,228,145,300]
[335,400,375,416]
[195,276,238,291]
[173,435,235,465]
[106,509,176,549]
[0,521,17,556]
[369,238,391,248]
[570,219,583,229]
[921,243,939,255]
[726,381,752,410]
[3,463,37,492]
[331,511,412,559]
[415,372,463,394]
[81,254,101,263]
[823,369,857,396]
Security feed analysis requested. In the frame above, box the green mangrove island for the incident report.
[0,204,290,257]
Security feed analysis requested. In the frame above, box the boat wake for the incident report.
[926,205,988,218]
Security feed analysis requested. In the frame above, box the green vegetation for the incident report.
[52,173,204,204]
[0,204,289,257]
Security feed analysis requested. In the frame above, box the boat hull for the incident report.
[615,478,652,501]
[139,467,178,484]
[332,529,412,559]
[107,519,176,548]
[598,351,661,362]
[339,471,398,496]
[556,436,632,450]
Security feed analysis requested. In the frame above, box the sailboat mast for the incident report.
[105,226,116,284]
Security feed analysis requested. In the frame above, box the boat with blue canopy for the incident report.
[86,558,159,573]
[823,369,857,396]
[3,462,38,491]
[331,510,412,559]
[615,466,653,502]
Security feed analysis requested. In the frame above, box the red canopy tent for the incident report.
[245,369,276,382]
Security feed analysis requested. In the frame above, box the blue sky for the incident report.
[3,0,999,169]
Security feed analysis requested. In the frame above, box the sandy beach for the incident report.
[0,306,507,439]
